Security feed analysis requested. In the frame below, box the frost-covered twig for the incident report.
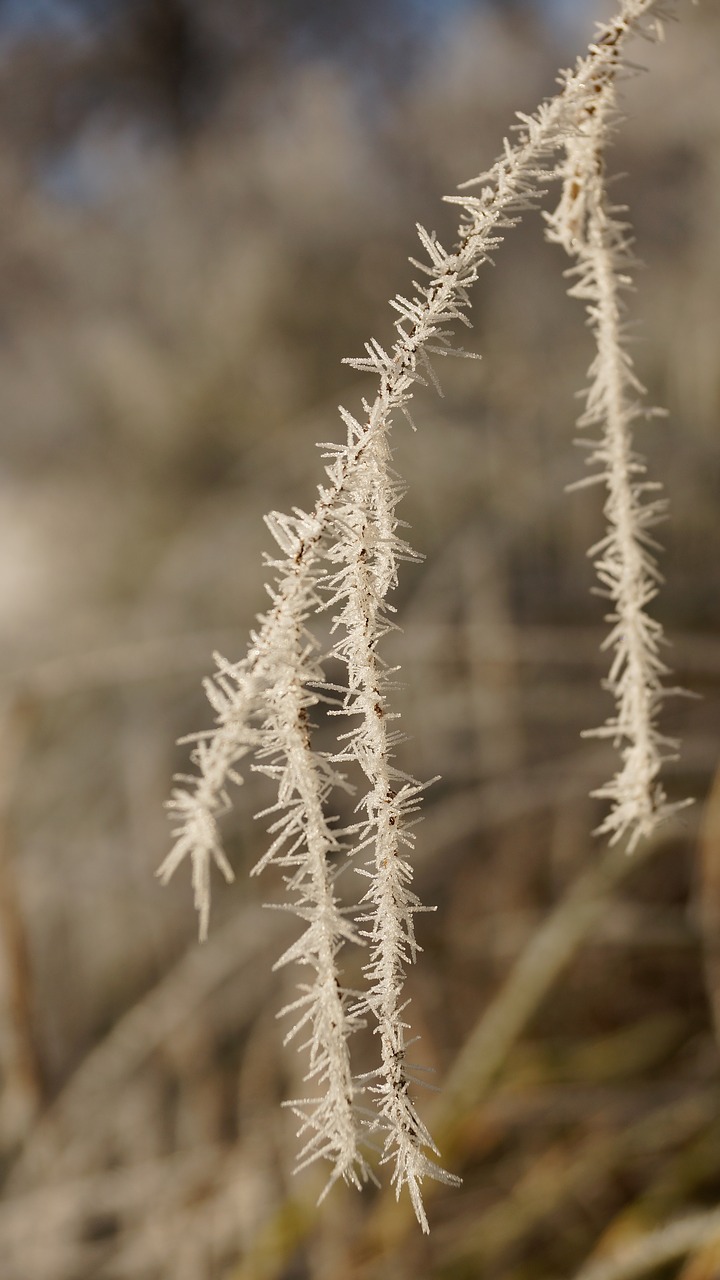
[249,586,370,1193]
[545,62,686,848]
[161,0,681,1221]
[322,406,459,1229]
[163,528,371,1190]
[162,0,667,929]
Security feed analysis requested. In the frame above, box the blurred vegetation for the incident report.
[0,1,719,1277]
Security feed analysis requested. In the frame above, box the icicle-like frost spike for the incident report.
[544,64,687,849]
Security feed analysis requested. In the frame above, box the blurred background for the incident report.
[0,1,718,1276]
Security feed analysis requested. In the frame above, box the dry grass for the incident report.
[0,2,719,1276]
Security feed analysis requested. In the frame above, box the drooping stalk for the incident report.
[545,72,686,847]
[161,1,665,925]
[159,0,679,1216]
[323,411,458,1231]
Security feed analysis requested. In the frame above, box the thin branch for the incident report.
[545,64,687,847]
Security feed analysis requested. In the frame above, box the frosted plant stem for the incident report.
[325,429,458,1230]
[263,702,366,1192]
[590,219,663,840]
[159,0,679,1224]
[545,72,686,847]
[161,0,667,930]
[249,589,370,1192]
